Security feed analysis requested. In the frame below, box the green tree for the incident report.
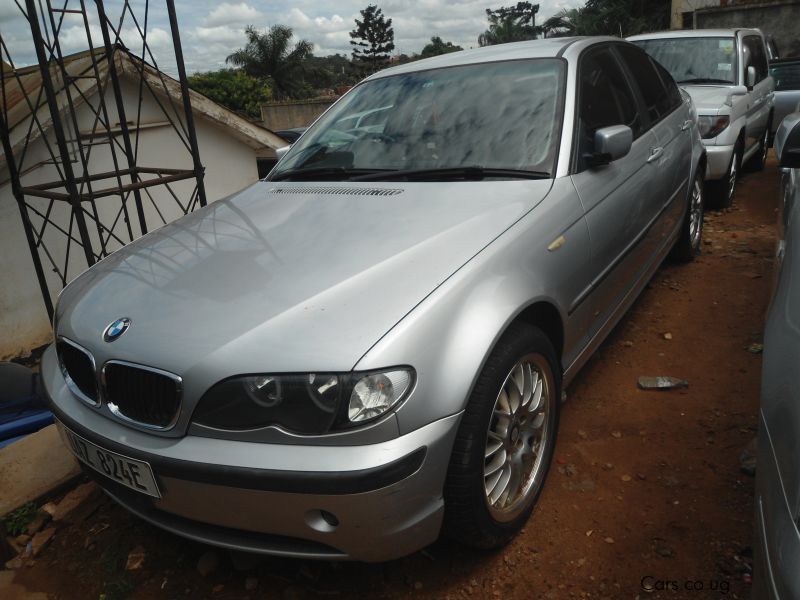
[306,54,362,89]
[541,8,593,37]
[350,4,395,72]
[419,36,463,58]
[584,0,669,37]
[226,25,316,100]
[542,0,669,38]
[187,69,271,119]
[479,2,540,47]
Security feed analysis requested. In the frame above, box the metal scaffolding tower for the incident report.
[0,0,207,318]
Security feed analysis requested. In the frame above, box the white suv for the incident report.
[629,29,774,207]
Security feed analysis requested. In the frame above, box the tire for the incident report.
[670,167,704,262]
[748,126,770,172]
[707,142,741,209]
[443,324,560,550]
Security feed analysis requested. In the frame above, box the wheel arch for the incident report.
[509,301,564,368]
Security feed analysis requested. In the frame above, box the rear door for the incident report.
[615,43,692,241]
[570,46,661,333]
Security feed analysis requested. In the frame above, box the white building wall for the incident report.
[0,78,260,359]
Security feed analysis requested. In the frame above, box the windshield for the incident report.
[633,37,738,85]
[269,59,565,181]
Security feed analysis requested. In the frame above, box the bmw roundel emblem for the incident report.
[103,317,131,342]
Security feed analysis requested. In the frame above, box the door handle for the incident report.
[647,147,664,163]
[680,120,692,131]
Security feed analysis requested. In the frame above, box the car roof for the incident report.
[628,28,761,41]
[366,36,619,80]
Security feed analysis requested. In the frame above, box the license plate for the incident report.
[57,421,161,498]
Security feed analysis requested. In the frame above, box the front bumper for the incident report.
[704,143,735,181]
[752,414,800,598]
[41,345,462,562]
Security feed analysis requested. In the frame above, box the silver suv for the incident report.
[630,29,775,207]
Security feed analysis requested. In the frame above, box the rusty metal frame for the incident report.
[0,0,207,319]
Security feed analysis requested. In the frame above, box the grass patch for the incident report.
[100,575,135,600]
[3,502,39,536]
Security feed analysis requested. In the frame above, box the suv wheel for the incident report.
[749,127,770,172]
[443,324,560,549]
[707,142,741,209]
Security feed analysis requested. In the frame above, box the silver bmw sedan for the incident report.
[43,36,706,562]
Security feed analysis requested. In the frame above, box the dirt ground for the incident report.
[3,156,781,599]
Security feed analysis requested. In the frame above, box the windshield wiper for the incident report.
[270,167,390,182]
[350,166,550,182]
[677,78,733,85]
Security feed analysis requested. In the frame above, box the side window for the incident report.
[615,44,677,122]
[575,48,642,172]
[651,58,683,113]
[743,36,768,82]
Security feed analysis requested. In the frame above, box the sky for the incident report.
[0,0,583,75]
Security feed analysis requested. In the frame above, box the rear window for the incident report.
[771,62,800,91]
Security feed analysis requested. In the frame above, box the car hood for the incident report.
[680,85,732,114]
[56,179,552,379]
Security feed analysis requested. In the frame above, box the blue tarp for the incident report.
[0,362,53,447]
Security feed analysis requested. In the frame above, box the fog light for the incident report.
[304,509,340,533]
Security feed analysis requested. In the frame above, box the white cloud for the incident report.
[194,25,246,45]
[204,2,263,27]
[0,0,587,73]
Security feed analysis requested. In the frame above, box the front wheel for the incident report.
[670,168,704,262]
[707,143,740,209]
[748,126,770,172]
[443,324,560,549]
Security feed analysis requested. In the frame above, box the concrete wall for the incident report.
[0,77,261,359]
[694,1,800,57]
[260,99,336,131]
[671,0,721,28]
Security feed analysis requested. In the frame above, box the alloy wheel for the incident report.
[689,176,703,249]
[727,151,738,203]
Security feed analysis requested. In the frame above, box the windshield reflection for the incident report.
[270,59,564,181]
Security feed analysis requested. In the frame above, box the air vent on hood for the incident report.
[269,186,403,197]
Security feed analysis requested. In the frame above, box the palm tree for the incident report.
[226,25,315,100]
[542,8,585,37]
[479,15,535,46]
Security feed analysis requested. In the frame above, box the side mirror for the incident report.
[590,125,633,166]
[775,112,800,169]
[746,65,757,89]
[275,145,292,161]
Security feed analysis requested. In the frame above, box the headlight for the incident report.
[192,368,414,434]
[697,115,730,139]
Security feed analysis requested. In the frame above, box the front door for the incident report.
[741,33,773,154]
[569,46,661,336]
